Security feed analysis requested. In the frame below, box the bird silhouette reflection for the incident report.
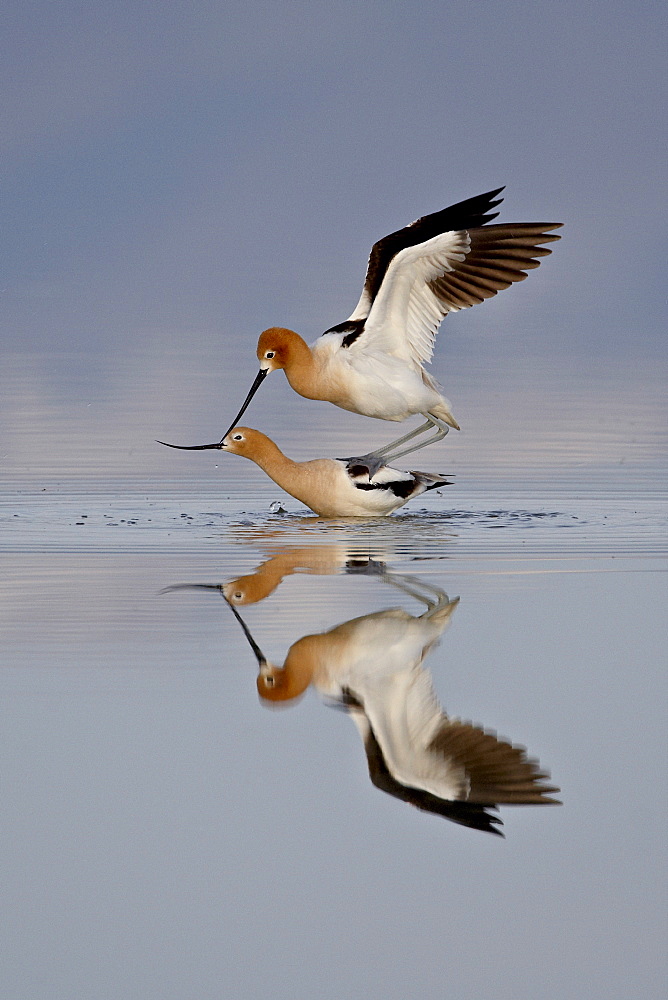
[167,549,560,835]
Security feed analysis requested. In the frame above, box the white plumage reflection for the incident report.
[169,550,560,836]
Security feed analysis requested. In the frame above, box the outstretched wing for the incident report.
[348,187,505,322]
[358,222,562,366]
[427,718,561,805]
[353,709,560,835]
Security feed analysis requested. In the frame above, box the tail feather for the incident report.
[411,472,452,491]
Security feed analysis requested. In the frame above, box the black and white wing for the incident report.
[354,706,561,836]
[347,187,506,322]
[359,221,562,366]
[336,188,561,367]
[345,461,451,499]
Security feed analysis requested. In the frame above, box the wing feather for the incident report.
[347,188,505,321]
[356,223,562,366]
[427,718,561,804]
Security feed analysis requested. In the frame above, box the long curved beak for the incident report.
[157,368,268,451]
[225,598,268,667]
[157,439,224,450]
[220,367,268,437]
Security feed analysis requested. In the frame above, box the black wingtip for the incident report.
[483,184,505,204]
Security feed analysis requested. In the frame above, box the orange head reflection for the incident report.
[256,635,321,703]
[223,546,363,607]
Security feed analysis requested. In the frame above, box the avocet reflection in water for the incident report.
[166,549,560,836]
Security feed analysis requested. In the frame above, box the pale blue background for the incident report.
[2,0,665,364]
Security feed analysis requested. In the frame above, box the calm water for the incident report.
[1,349,666,1000]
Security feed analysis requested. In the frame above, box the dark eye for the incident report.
[265,351,275,359]
[233,591,243,600]
[265,676,275,686]
[233,433,243,441]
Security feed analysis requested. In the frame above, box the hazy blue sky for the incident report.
[2,0,666,365]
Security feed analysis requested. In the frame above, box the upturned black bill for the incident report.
[225,599,267,666]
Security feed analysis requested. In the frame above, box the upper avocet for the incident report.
[162,188,561,465]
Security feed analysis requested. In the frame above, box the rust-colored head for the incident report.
[256,634,320,703]
[256,327,306,371]
[256,663,301,702]
[219,329,305,440]
[223,574,267,606]
[221,426,280,463]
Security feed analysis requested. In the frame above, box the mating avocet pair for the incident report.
[161,188,561,515]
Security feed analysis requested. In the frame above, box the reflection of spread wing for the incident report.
[357,714,560,836]
[427,718,560,805]
[346,667,559,836]
[357,715,504,835]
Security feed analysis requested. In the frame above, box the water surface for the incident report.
[1,350,666,1000]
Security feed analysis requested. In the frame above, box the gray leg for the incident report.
[381,571,450,610]
[342,415,450,477]
[379,416,451,464]
[369,419,435,457]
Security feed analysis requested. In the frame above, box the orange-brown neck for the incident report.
[233,430,297,485]
[282,330,322,399]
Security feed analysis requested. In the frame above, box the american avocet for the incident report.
[165,547,385,606]
[160,188,561,466]
[226,574,560,835]
[218,427,451,517]
[222,547,384,605]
